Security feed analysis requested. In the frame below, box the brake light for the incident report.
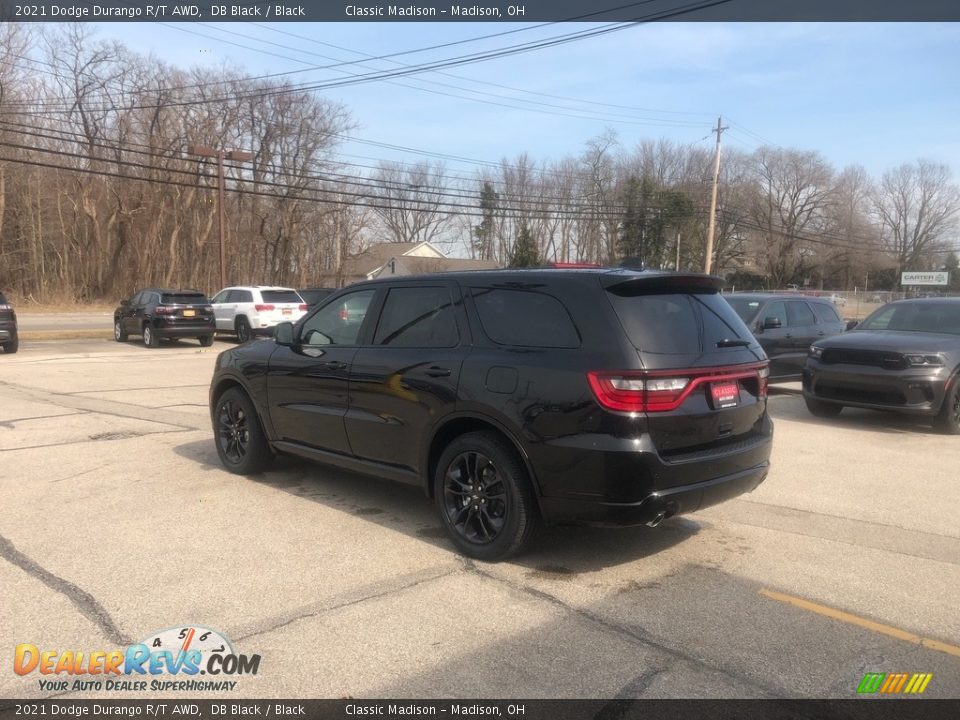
[758,365,769,397]
[299,304,308,311]
[203,305,214,313]
[153,306,175,315]
[254,304,275,312]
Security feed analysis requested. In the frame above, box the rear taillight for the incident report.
[203,305,214,313]
[588,363,768,413]
[299,304,308,311]
[153,306,175,315]
[255,304,275,312]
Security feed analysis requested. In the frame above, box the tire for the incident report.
[936,379,960,435]
[213,387,274,474]
[143,323,159,348]
[805,396,842,418]
[199,335,215,347]
[2,335,18,354]
[434,431,537,562]
[114,320,128,342]
[235,316,252,343]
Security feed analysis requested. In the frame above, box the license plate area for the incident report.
[182,309,196,317]
[711,381,740,409]
[282,308,292,315]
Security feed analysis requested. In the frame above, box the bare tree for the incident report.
[369,160,452,246]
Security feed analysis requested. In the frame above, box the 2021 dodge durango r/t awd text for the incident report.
[803,297,960,433]
[209,269,774,560]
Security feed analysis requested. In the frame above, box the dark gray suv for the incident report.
[724,293,845,381]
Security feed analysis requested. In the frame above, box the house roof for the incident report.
[371,256,500,278]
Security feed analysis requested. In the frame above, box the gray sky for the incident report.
[93,21,960,180]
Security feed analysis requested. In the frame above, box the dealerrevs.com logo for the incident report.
[14,625,261,693]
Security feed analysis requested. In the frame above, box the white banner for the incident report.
[901,271,948,286]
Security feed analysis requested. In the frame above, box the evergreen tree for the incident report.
[473,181,498,260]
[509,225,540,267]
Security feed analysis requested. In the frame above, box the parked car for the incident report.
[209,269,773,560]
[114,288,215,348]
[298,287,337,309]
[803,298,960,433]
[210,286,308,343]
[0,291,18,354]
[723,293,845,381]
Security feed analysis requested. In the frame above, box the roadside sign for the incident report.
[901,271,948,286]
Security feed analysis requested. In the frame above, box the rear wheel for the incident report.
[2,335,18,354]
[936,380,960,435]
[805,396,842,418]
[236,317,252,343]
[213,388,274,474]
[143,323,159,348]
[199,335,214,347]
[434,431,537,562]
[114,320,128,342]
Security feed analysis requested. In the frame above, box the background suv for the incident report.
[114,289,215,348]
[209,269,773,561]
[210,286,308,343]
[724,293,845,381]
[0,291,18,354]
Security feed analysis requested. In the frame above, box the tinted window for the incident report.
[472,288,579,348]
[300,289,375,346]
[211,290,229,304]
[812,302,841,324]
[161,292,209,305]
[787,301,816,327]
[261,290,302,304]
[762,301,787,327]
[374,287,458,348]
[229,290,253,303]
[607,291,752,354]
[300,289,334,306]
[724,296,763,323]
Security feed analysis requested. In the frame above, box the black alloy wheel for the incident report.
[199,334,215,347]
[435,432,536,561]
[213,388,273,474]
[236,317,252,343]
[937,379,960,435]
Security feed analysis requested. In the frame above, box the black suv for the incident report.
[209,270,773,560]
[114,288,216,348]
[724,293,845,381]
[0,291,18,354]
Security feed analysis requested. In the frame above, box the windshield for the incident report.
[858,302,960,335]
[724,296,763,324]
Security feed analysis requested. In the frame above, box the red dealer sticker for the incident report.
[711,381,740,409]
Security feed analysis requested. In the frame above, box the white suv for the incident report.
[210,286,308,343]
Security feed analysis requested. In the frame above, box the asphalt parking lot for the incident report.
[2,335,959,700]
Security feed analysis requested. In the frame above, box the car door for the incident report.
[753,300,793,379]
[120,292,141,334]
[210,290,232,331]
[266,288,379,456]
[125,291,151,334]
[785,301,820,374]
[345,284,466,475]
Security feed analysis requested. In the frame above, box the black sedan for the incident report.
[803,298,960,433]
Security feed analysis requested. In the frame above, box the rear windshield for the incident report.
[724,296,762,324]
[261,290,302,304]
[161,293,209,305]
[607,290,754,354]
[859,302,960,335]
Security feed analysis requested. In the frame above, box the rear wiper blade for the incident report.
[716,339,752,348]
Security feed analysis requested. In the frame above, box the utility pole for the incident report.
[676,231,681,271]
[704,116,727,275]
[187,145,254,289]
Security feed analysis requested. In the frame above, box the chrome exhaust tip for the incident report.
[645,511,667,528]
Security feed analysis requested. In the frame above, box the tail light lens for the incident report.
[254,304,275,312]
[203,305,214,313]
[298,304,308,311]
[153,306,175,315]
[588,363,769,413]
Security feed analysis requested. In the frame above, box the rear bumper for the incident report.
[539,462,769,527]
[152,319,216,338]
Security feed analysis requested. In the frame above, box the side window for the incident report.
[762,301,787,328]
[373,286,459,348]
[144,292,159,306]
[299,289,376,346]
[472,288,580,348]
[812,302,841,324]
[787,301,816,327]
[211,290,229,304]
[230,290,253,303]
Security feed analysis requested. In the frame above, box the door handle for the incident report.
[425,366,451,378]
[323,360,347,370]
[817,331,826,336]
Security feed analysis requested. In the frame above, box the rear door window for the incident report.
[787,301,816,327]
[812,302,841,324]
[374,286,459,348]
[606,291,753,354]
[471,288,580,348]
[228,290,253,303]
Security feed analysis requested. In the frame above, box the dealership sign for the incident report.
[901,271,948,286]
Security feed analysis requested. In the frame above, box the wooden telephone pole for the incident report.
[704,116,727,275]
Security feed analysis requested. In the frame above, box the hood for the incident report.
[817,330,960,354]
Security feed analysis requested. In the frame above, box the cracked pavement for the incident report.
[1,337,959,699]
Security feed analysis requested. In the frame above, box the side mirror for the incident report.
[845,319,859,331]
[763,316,782,330]
[274,322,295,347]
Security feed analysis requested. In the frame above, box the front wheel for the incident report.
[114,320,128,342]
[213,388,274,474]
[936,380,960,435]
[805,396,842,418]
[434,432,537,562]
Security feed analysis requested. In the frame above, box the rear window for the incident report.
[607,290,753,354]
[261,290,302,304]
[161,293,209,305]
[472,288,580,348]
[812,302,841,324]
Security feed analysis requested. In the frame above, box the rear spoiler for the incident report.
[600,270,723,295]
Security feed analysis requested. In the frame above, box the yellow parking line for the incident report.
[759,588,960,658]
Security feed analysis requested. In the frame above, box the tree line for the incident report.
[0,24,958,302]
